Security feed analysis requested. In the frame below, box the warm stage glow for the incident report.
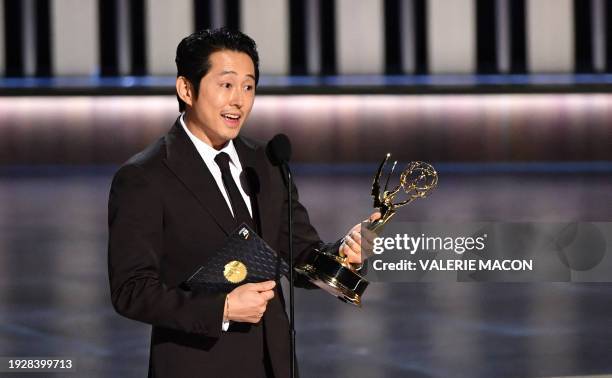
[0,94,610,164]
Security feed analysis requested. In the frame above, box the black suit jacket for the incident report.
[108,119,324,378]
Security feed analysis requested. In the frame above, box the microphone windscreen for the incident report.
[266,134,292,166]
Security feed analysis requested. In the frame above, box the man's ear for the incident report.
[176,76,194,108]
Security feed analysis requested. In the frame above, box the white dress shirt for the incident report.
[180,113,253,217]
[180,113,252,331]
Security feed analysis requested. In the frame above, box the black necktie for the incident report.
[214,152,254,229]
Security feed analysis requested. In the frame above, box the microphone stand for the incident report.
[281,162,296,378]
[267,134,296,378]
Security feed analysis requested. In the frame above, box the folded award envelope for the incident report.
[182,223,290,293]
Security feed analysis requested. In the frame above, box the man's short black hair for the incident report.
[175,28,260,112]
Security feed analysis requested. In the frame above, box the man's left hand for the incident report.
[339,212,381,265]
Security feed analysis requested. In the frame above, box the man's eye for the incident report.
[244,85,253,91]
[221,83,232,88]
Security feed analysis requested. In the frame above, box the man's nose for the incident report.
[230,88,243,108]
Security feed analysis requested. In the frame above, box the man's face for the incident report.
[185,50,256,148]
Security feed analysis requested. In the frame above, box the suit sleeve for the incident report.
[277,175,341,289]
[108,164,225,338]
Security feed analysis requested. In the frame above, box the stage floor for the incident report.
[0,170,611,378]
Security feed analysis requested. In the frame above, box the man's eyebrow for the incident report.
[219,70,256,80]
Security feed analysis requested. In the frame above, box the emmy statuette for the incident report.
[295,154,438,306]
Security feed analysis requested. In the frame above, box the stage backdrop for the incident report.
[0,93,610,165]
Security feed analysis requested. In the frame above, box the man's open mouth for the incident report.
[222,114,241,121]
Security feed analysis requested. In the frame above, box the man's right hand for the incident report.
[224,280,276,323]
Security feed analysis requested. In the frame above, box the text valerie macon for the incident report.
[370,234,533,272]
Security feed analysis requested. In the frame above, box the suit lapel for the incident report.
[234,137,274,239]
[162,119,236,235]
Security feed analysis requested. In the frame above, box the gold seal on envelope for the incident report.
[224,260,247,283]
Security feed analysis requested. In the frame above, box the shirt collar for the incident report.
[180,112,241,168]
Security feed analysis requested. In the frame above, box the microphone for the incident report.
[266,134,291,166]
[266,133,296,378]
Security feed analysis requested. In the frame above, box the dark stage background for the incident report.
[0,94,611,378]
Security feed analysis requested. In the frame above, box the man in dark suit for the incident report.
[108,28,377,378]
